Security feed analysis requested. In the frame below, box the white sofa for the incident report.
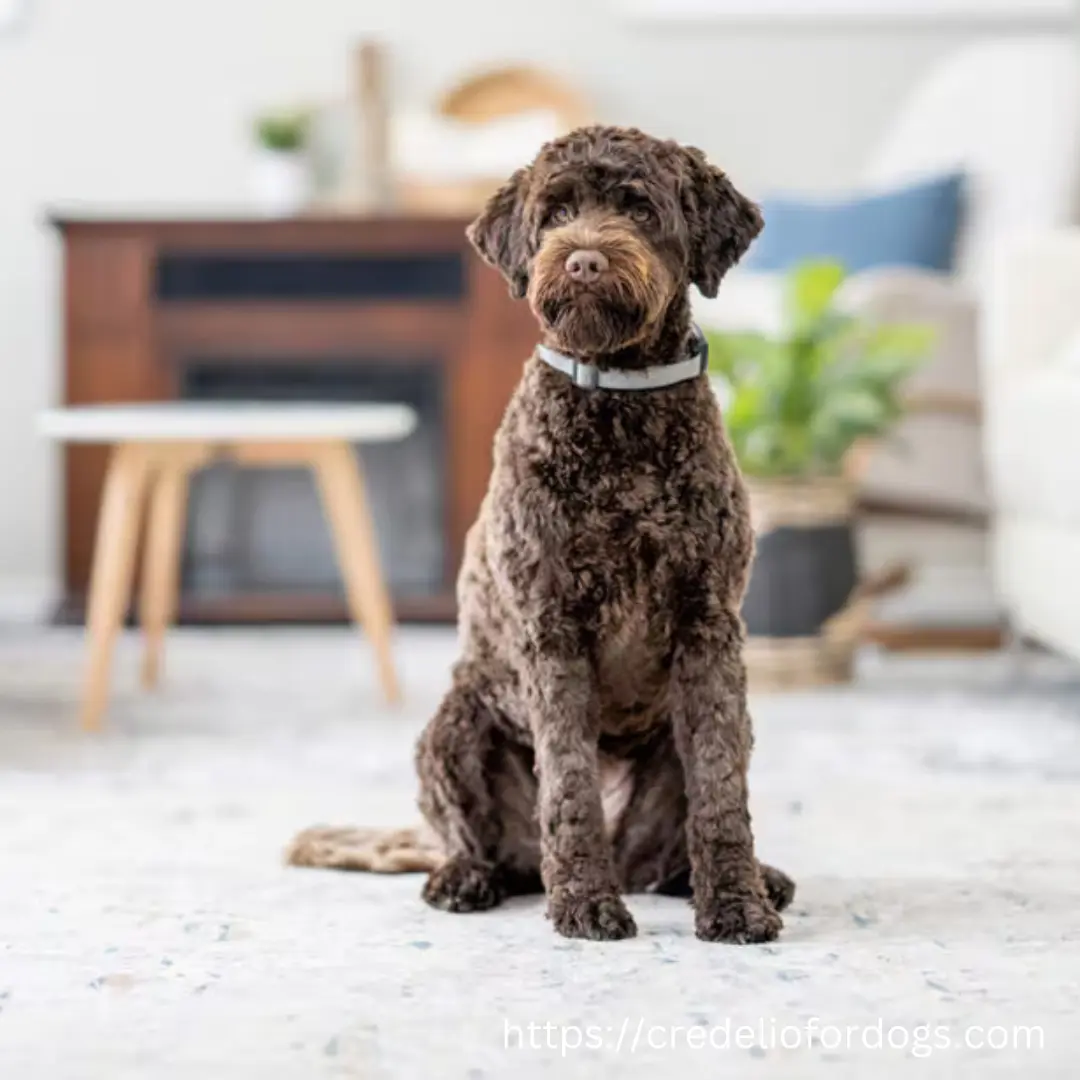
[696,34,1080,517]
[984,232,1080,659]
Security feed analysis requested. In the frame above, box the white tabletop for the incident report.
[39,403,417,444]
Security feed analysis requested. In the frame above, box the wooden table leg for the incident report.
[140,451,193,690]
[311,440,401,705]
[81,443,154,731]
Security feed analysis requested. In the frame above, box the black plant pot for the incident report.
[741,478,858,641]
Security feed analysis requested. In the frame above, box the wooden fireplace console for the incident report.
[52,213,538,623]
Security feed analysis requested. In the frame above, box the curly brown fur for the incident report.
[410,126,793,943]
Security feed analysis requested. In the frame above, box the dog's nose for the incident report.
[564,249,609,284]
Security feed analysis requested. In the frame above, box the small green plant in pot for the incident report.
[704,259,932,680]
[255,111,310,153]
[251,108,312,217]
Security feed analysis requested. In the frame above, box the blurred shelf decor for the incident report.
[305,42,590,217]
[396,65,591,214]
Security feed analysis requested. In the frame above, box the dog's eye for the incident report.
[549,205,573,226]
[629,205,653,225]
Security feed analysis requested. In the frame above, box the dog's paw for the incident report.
[421,857,503,913]
[759,863,797,913]
[696,892,782,944]
[549,892,638,942]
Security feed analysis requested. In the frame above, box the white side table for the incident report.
[40,403,416,731]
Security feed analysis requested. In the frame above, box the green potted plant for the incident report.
[251,108,311,216]
[705,259,933,677]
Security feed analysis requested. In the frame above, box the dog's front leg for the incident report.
[528,657,637,941]
[670,614,781,944]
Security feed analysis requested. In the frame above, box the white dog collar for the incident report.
[535,328,709,392]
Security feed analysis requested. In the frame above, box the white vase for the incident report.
[251,149,310,217]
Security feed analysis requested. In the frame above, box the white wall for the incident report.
[0,0,1069,608]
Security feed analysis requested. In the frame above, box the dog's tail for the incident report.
[285,823,444,873]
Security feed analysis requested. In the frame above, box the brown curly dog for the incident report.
[289,125,795,943]
[412,122,794,941]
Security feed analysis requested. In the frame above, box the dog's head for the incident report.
[467,125,762,356]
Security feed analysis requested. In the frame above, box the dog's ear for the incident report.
[680,147,763,299]
[466,167,531,299]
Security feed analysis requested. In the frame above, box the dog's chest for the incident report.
[576,476,684,720]
[593,575,672,731]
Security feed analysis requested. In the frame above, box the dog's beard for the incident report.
[536,289,649,356]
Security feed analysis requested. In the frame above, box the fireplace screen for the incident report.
[181,359,445,600]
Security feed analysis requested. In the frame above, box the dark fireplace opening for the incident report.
[180,359,445,604]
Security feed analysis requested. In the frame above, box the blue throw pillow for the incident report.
[744,173,965,275]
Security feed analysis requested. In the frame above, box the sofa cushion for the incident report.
[745,173,966,275]
[989,370,1080,528]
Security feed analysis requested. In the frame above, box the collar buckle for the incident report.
[572,359,600,390]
